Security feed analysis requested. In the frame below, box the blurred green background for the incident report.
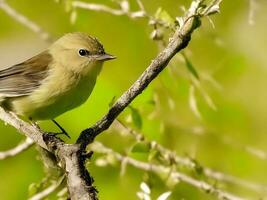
[1,0,267,199]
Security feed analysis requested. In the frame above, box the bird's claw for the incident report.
[43,131,71,139]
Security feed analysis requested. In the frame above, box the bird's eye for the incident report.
[78,49,89,57]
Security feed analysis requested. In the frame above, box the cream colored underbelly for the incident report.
[11,72,97,120]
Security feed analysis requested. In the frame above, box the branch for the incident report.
[72,1,146,19]
[29,176,65,200]
[0,109,97,200]
[248,0,257,25]
[91,142,246,200]
[0,137,33,160]
[0,108,47,149]
[77,3,202,145]
[113,120,267,193]
[0,0,52,42]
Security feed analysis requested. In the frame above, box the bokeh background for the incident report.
[1,0,267,199]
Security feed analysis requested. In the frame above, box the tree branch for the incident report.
[0,108,47,149]
[0,109,97,200]
[113,120,267,193]
[91,142,246,200]
[0,0,52,42]
[28,176,65,200]
[0,137,33,160]
[77,7,200,145]
[72,1,146,19]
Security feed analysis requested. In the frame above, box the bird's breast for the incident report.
[11,63,101,120]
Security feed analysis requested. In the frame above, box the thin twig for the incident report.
[0,137,34,160]
[248,0,257,25]
[0,0,52,42]
[113,120,267,193]
[0,108,47,149]
[72,1,125,15]
[135,0,145,11]
[28,176,65,200]
[72,1,146,19]
[91,142,246,200]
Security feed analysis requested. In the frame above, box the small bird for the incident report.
[0,32,115,135]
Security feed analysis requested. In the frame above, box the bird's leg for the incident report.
[51,119,71,139]
[29,118,71,139]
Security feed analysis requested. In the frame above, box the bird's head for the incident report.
[49,32,115,75]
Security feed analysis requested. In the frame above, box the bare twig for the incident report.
[71,0,171,30]
[0,137,33,160]
[135,0,145,11]
[0,0,52,42]
[113,120,267,193]
[204,168,267,193]
[91,142,246,200]
[72,1,146,19]
[0,108,47,149]
[248,0,257,25]
[29,176,65,200]
[72,1,125,16]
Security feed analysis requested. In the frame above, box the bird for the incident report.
[0,32,115,136]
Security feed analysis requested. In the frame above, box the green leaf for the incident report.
[190,158,204,175]
[28,183,39,197]
[189,86,202,119]
[157,191,172,200]
[129,106,142,129]
[148,149,161,161]
[131,142,150,153]
[109,96,116,108]
[147,99,156,106]
[182,53,199,80]
[64,0,73,12]
[154,7,175,26]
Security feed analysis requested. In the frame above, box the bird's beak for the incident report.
[95,53,116,61]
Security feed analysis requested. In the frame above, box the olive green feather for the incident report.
[0,51,51,97]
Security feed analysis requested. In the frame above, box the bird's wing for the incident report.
[0,51,52,97]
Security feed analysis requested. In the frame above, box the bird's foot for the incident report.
[51,119,71,139]
[42,132,65,146]
[44,131,71,139]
